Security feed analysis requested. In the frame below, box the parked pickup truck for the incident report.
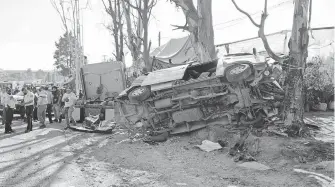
[115,53,284,134]
[0,93,25,115]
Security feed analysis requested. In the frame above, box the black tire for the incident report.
[128,86,151,102]
[225,63,252,83]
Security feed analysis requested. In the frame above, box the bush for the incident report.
[304,56,334,103]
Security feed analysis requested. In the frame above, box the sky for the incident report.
[0,0,333,71]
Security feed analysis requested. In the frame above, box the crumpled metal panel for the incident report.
[172,108,204,123]
[119,76,146,97]
[141,64,189,86]
[150,81,174,92]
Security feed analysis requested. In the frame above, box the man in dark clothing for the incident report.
[60,88,66,122]
[52,86,61,122]
[5,90,15,134]
[33,88,38,121]
[45,87,53,124]
[79,90,83,99]
[22,87,34,133]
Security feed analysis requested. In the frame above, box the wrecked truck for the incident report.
[115,53,284,134]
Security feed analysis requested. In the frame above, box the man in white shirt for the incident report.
[62,88,77,129]
[37,87,48,129]
[5,90,16,134]
[22,87,35,133]
[0,88,9,125]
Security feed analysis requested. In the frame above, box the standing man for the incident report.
[22,87,34,133]
[0,88,8,126]
[51,86,61,122]
[5,90,16,134]
[62,88,77,130]
[45,87,53,124]
[32,87,38,122]
[37,87,48,129]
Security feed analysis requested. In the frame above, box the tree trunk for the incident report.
[117,0,123,62]
[122,0,141,67]
[283,0,310,136]
[142,0,151,71]
[172,0,216,63]
[197,0,216,60]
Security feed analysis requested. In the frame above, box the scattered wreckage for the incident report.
[115,53,284,134]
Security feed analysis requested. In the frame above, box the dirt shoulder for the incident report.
[83,127,333,187]
[0,112,333,187]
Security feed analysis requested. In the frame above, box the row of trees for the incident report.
[101,0,218,71]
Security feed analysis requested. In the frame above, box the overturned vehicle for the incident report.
[115,53,284,134]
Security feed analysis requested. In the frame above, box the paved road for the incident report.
[0,121,169,187]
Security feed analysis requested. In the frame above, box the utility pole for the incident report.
[158,32,161,46]
[74,0,83,96]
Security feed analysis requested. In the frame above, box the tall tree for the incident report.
[231,0,311,136]
[50,0,73,72]
[102,0,124,62]
[124,0,157,72]
[122,0,143,70]
[51,0,87,95]
[53,32,76,76]
[171,0,216,63]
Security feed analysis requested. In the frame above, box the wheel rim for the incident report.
[230,65,247,75]
[132,88,145,96]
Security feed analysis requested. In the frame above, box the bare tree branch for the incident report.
[124,0,141,11]
[231,0,282,62]
[231,0,260,28]
[171,24,188,31]
[147,0,157,18]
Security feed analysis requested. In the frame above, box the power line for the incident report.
[309,42,334,49]
[215,4,292,31]
[214,0,293,27]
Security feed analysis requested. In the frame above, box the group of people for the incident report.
[0,85,78,134]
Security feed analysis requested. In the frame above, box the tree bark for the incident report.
[102,0,124,62]
[123,0,155,72]
[171,0,216,63]
[142,0,151,71]
[197,0,216,60]
[283,0,310,136]
[122,0,141,66]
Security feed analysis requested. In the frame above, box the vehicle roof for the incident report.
[120,54,267,91]
[141,64,189,86]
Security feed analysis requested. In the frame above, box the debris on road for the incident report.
[195,140,222,152]
[267,129,289,137]
[69,119,116,134]
[143,131,169,145]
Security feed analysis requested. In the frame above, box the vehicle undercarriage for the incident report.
[115,55,284,134]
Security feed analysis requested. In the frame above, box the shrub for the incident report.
[304,56,334,103]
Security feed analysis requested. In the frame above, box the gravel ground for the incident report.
[0,112,333,187]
